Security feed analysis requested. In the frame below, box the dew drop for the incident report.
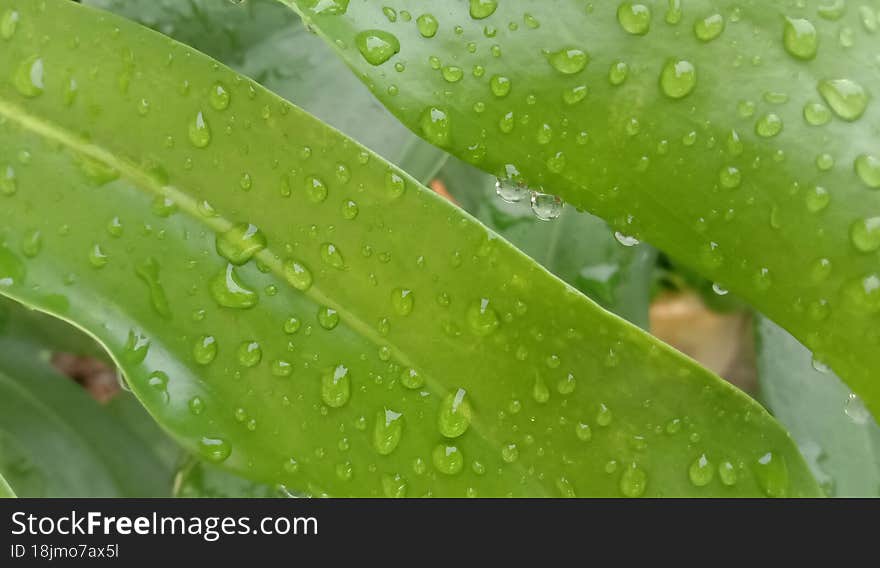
[193,335,218,366]
[694,14,724,41]
[419,106,451,147]
[855,154,880,189]
[216,223,266,265]
[373,408,404,454]
[845,392,870,424]
[688,453,714,486]
[237,341,262,368]
[284,259,313,291]
[321,364,351,408]
[13,55,44,98]
[317,305,340,330]
[210,82,230,110]
[417,13,439,37]
[466,298,499,336]
[850,216,880,252]
[438,388,472,438]
[355,30,400,66]
[469,0,497,20]
[617,3,651,35]
[754,452,789,497]
[659,58,696,99]
[320,242,345,269]
[199,437,231,463]
[530,192,563,221]
[548,47,589,75]
[391,287,414,316]
[188,111,212,148]
[783,17,818,60]
[432,444,464,475]
[619,463,647,497]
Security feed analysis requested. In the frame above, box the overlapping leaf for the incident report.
[282,0,880,417]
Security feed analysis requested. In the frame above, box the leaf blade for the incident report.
[281,0,880,417]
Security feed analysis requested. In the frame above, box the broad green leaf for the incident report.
[86,0,448,184]
[283,0,880,417]
[0,471,13,497]
[439,157,657,329]
[757,316,880,497]
[0,313,174,497]
[0,0,818,497]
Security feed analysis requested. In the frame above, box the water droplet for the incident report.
[284,259,313,291]
[495,177,528,203]
[694,14,724,41]
[188,111,211,148]
[135,257,171,318]
[13,55,44,98]
[718,460,737,486]
[400,367,424,390]
[322,364,351,408]
[806,185,830,212]
[189,396,204,416]
[530,191,563,220]
[501,443,519,463]
[216,223,266,265]
[532,375,550,403]
[754,452,789,497]
[391,287,414,316]
[419,106,451,147]
[320,242,345,269]
[0,165,15,196]
[608,60,629,85]
[467,298,499,336]
[688,453,714,486]
[469,0,497,20]
[845,392,870,424]
[384,170,406,199]
[755,113,783,137]
[417,13,439,37]
[1,9,19,40]
[21,229,42,258]
[305,175,328,203]
[596,403,613,426]
[783,17,818,60]
[548,47,589,74]
[850,216,880,252]
[719,166,742,189]
[193,335,218,365]
[575,422,592,441]
[123,329,150,365]
[382,473,407,498]
[432,444,463,475]
[237,341,262,368]
[617,3,651,35]
[438,388,472,438]
[855,154,880,189]
[199,437,231,463]
[88,244,108,269]
[490,74,511,97]
[373,408,404,454]
[302,297,336,329]
[271,359,293,378]
[210,264,258,309]
[818,79,869,121]
[355,30,400,66]
[614,232,640,247]
[660,58,696,99]
[210,82,230,110]
[665,0,682,24]
[619,463,647,497]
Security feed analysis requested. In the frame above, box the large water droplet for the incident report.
[818,79,869,121]
[660,58,696,99]
[548,47,589,74]
[469,0,497,20]
[617,3,651,35]
[694,14,724,41]
[783,17,818,60]
[373,408,404,454]
[216,223,266,265]
[432,444,464,475]
[416,13,439,37]
[530,192,563,221]
[355,30,400,66]
[850,216,880,252]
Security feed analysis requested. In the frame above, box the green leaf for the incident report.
[439,157,657,328]
[0,0,819,496]
[0,311,174,497]
[757,316,880,497]
[85,0,448,184]
[0,471,14,497]
[282,0,880,417]
[173,458,288,498]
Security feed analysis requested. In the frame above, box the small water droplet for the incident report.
[216,223,266,265]
[373,408,404,454]
[688,453,714,486]
[845,392,871,424]
[438,388,472,438]
[548,47,589,74]
[754,451,789,497]
[321,364,351,408]
[660,58,696,99]
[466,298,499,336]
[317,305,340,330]
[432,444,464,475]
[13,55,44,98]
[188,111,212,148]
[237,341,262,368]
[619,462,647,497]
[417,13,439,37]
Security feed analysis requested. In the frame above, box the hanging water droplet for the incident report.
[783,17,818,60]
[530,191,563,221]
[199,437,231,463]
[845,392,871,424]
[818,79,869,121]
